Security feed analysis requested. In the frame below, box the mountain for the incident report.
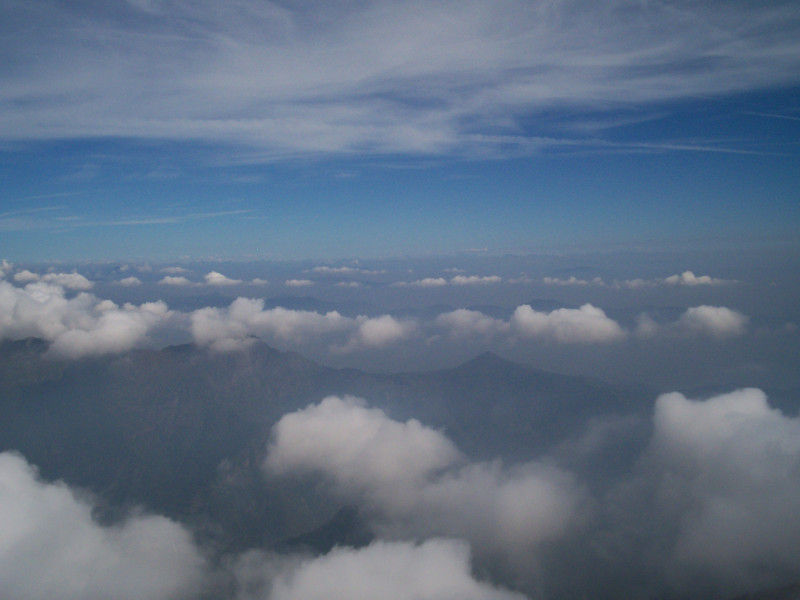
[0,338,652,549]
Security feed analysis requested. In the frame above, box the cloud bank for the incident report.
[246,539,525,600]
[0,269,755,361]
[0,280,177,359]
[3,374,799,598]
[266,396,583,563]
[511,304,626,343]
[263,389,800,598]
[0,452,204,600]
[593,388,800,598]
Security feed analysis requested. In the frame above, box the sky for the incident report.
[1,0,799,261]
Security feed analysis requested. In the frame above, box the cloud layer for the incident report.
[0,280,177,359]
[594,388,800,598]
[264,389,800,598]
[266,396,583,563]
[2,1,799,157]
[2,377,800,598]
[0,265,756,361]
[0,452,204,600]
[259,539,525,600]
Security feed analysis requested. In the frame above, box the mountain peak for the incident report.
[459,351,518,370]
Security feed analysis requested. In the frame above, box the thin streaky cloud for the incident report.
[741,111,800,122]
[0,206,65,219]
[1,1,798,159]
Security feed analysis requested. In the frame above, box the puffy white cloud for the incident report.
[117,276,142,286]
[12,270,93,290]
[190,299,413,354]
[285,279,313,287]
[161,266,189,274]
[13,270,40,284]
[450,275,502,286]
[262,540,526,600]
[47,300,172,359]
[676,305,749,338]
[266,396,461,497]
[190,299,342,351]
[633,305,750,339]
[511,304,626,343]
[40,272,93,290]
[158,276,193,286]
[664,271,729,286]
[0,452,205,600]
[0,281,176,358]
[204,271,242,286]
[339,315,416,352]
[641,389,800,589]
[266,397,582,559]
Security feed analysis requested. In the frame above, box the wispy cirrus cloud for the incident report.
[2,1,798,159]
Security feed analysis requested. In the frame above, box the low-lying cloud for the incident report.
[236,539,526,600]
[511,304,626,343]
[0,452,205,600]
[11,270,93,290]
[159,275,193,286]
[205,271,243,286]
[593,388,800,598]
[189,298,413,354]
[0,268,756,361]
[263,389,800,599]
[0,280,178,359]
[266,396,583,562]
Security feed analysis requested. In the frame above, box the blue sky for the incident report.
[1,0,799,262]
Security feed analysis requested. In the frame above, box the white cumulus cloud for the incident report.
[511,304,626,343]
[0,452,205,600]
[40,272,93,290]
[631,389,800,592]
[13,270,40,284]
[190,298,412,354]
[265,396,582,560]
[676,305,749,338]
[0,281,176,358]
[664,271,730,286]
[117,276,142,286]
[204,271,242,286]
[264,539,526,600]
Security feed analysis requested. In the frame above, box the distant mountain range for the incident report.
[0,337,652,549]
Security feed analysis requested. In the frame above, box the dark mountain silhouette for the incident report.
[0,338,652,550]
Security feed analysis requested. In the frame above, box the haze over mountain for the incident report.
[1,312,799,598]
